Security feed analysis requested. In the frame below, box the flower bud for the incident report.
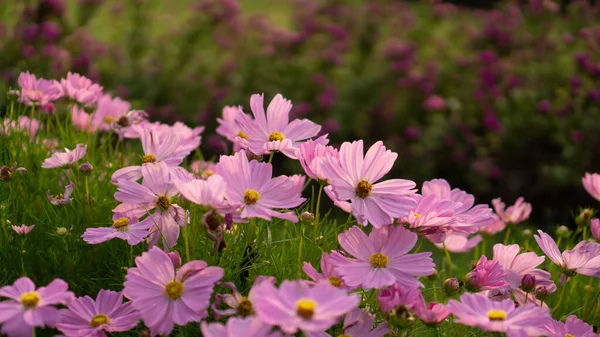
[556,225,570,238]
[577,208,594,227]
[56,227,67,235]
[301,211,315,222]
[443,277,461,296]
[521,229,532,237]
[464,272,482,292]
[535,286,549,301]
[520,274,536,293]
[78,162,93,174]
[167,251,182,269]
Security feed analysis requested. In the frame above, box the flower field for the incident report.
[2,0,600,336]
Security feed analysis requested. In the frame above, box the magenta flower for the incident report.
[215,150,305,222]
[306,309,391,337]
[592,218,600,241]
[479,214,506,236]
[321,140,417,228]
[447,293,551,336]
[464,255,507,292]
[296,138,337,181]
[492,197,532,224]
[56,290,140,337]
[534,230,600,279]
[404,194,456,243]
[582,172,600,201]
[302,252,354,291]
[376,283,422,314]
[81,214,157,245]
[114,162,187,249]
[542,315,597,337]
[201,317,283,337]
[212,276,275,319]
[42,144,87,168]
[60,72,103,106]
[492,243,556,293]
[46,182,74,205]
[434,231,482,253]
[18,71,63,106]
[421,179,493,233]
[11,224,35,235]
[123,246,223,335]
[111,129,190,183]
[332,225,435,289]
[236,94,321,159]
[254,280,359,334]
[216,105,250,151]
[413,301,451,326]
[0,277,74,337]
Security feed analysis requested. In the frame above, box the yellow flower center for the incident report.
[413,212,422,219]
[244,189,261,205]
[104,116,116,124]
[565,335,575,337]
[20,292,40,309]
[164,280,184,300]
[204,170,214,177]
[90,314,110,328]
[327,277,343,287]
[156,195,171,212]
[338,335,351,337]
[236,297,254,317]
[355,180,373,199]
[296,298,317,320]
[370,253,389,268]
[487,309,507,321]
[237,130,249,140]
[268,131,285,141]
[113,217,129,230]
[142,154,157,163]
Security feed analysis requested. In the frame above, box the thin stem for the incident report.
[551,281,569,314]
[267,151,274,164]
[314,184,324,229]
[28,104,35,135]
[298,222,305,278]
[183,211,191,262]
[443,242,453,277]
[503,226,512,245]
[583,279,598,321]
[414,238,424,253]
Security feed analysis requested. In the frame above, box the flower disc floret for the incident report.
[268,131,285,141]
[156,195,171,212]
[142,154,157,163]
[90,314,110,328]
[355,180,372,199]
[487,310,506,321]
[327,277,343,287]
[164,280,184,300]
[20,292,40,308]
[369,253,389,268]
[113,217,129,230]
[296,299,317,320]
[237,298,254,316]
[244,189,261,205]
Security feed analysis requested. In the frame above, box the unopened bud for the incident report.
[577,209,594,226]
[56,227,67,235]
[521,229,532,237]
[535,286,549,301]
[78,162,93,174]
[464,272,482,292]
[556,225,570,238]
[443,277,461,296]
[520,274,536,293]
[167,251,182,269]
[301,211,315,221]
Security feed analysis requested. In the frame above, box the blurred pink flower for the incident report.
[216,105,249,151]
[211,276,275,319]
[47,182,74,205]
[296,138,336,181]
[376,282,422,314]
[201,317,281,337]
[542,315,597,337]
[404,194,456,243]
[591,218,600,241]
[434,231,482,253]
[534,230,600,280]
[479,214,506,236]
[18,71,63,106]
[42,144,87,168]
[423,95,446,111]
[302,252,354,291]
[60,72,103,106]
[582,172,600,201]
[492,197,532,224]
[465,255,507,291]
[11,224,35,235]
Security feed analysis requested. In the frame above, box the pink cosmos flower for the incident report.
[11,224,35,235]
[542,315,597,337]
[302,252,354,291]
[305,309,390,337]
[60,72,103,106]
[413,301,451,326]
[47,182,74,205]
[212,276,275,319]
[421,179,493,234]
[492,197,532,224]
[592,218,600,241]
[190,160,218,179]
[323,185,352,213]
[464,255,507,292]
[434,231,482,253]
[216,105,250,152]
[492,243,556,294]
[123,246,223,336]
[1,116,40,139]
[236,94,322,159]
[296,138,337,181]
[164,121,204,153]
[81,213,157,245]
[42,144,87,168]
[111,129,190,183]
[114,162,187,249]
[321,140,417,228]
[201,317,283,337]
[376,283,422,314]
[0,277,74,337]
[534,230,600,279]
[56,290,140,337]
[254,280,360,334]
[174,174,230,211]
[18,71,63,106]
[447,293,552,337]
[479,214,506,236]
[215,150,305,222]
[404,194,456,243]
[582,172,600,201]
[71,94,130,133]
[332,225,435,289]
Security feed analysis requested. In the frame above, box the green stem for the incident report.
[443,243,453,277]
[414,238,424,253]
[503,226,512,245]
[583,278,598,320]
[551,281,569,314]
[183,211,191,262]
[314,184,324,229]
[298,223,304,278]
[267,151,274,164]
[28,105,35,135]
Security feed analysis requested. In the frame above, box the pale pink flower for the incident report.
[323,185,352,213]
[212,276,275,319]
[492,243,556,293]
[414,301,451,326]
[434,231,482,253]
[42,144,87,168]
[542,315,598,337]
[582,172,600,201]
[479,214,506,236]
[591,218,600,241]
[302,252,354,291]
[47,182,74,205]
[1,116,40,139]
[376,282,422,314]
[296,138,337,181]
[201,317,283,337]
[321,140,417,228]
[71,94,130,133]
[174,174,231,214]
[11,224,35,235]
[81,214,157,246]
[534,230,600,280]
[18,71,63,106]
[464,255,507,291]
[190,160,218,179]
[404,194,456,243]
[236,94,321,159]
[492,197,532,224]
[60,72,103,106]
[216,105,249,151]
[215,150,305,222]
